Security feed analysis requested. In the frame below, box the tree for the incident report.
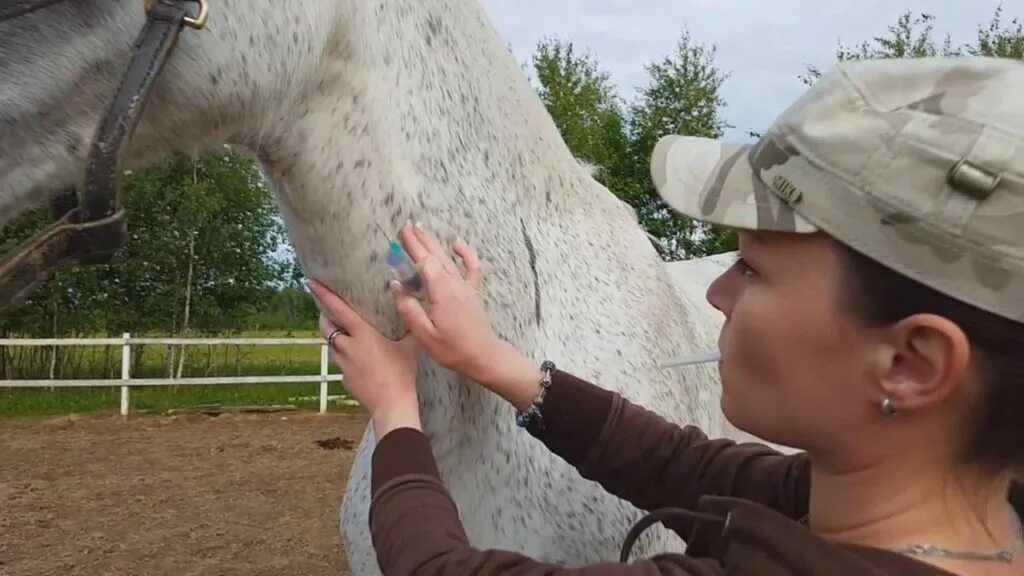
[626,30,736,260]
[969,4,1024,59]
[528,36,644,239]
[0,207,111,377]
[528,32,734,261]
[801,12,958,86]
[0,148,287,337]
[530,39,633,192]
[801,5,1023,85]
[0,147,291,376]
[116,150,286,373]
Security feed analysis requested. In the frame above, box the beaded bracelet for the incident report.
[514,360,556,430]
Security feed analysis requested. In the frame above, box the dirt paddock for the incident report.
[0,410,372,576]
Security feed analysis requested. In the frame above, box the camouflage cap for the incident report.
[650,55,1024,324]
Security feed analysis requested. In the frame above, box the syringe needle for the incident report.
[658,350,721,369]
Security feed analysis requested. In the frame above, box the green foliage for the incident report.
[0,202,115,339]
[530,31,734,261]
[240,286,320,332]
[531,39,633,192]
[110,150,287,335]
[0,148,317,347]
[802,5,1023,85]
[531,6,1023,262]
[625,31,736,259]
[970,4,1024,58]
[1,380,355,419]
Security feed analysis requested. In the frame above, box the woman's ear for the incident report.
[877,313,972,414]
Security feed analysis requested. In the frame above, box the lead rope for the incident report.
[618,508,726,563]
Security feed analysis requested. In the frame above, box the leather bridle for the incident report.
[0,0,208,315]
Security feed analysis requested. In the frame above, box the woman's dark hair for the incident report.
[834,241,1024,475]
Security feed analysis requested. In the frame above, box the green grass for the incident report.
[0,330,363,419]
[0,381,357,418]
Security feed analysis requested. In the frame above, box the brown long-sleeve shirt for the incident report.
[368,369,1024,575]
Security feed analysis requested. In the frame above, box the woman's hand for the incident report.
[308,280,421,440]
[389,223,500,380]
[391,223,544,410]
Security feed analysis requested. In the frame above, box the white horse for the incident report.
[0,0,766,572]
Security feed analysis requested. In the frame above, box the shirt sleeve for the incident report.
[524,370,810,517]
[369,428,727,576]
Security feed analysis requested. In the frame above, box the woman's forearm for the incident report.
[373,397,423,442]
[471,340,545,411]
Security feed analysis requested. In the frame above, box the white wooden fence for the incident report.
[0,334,343,416]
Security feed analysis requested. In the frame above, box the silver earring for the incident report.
[880,396,897,416]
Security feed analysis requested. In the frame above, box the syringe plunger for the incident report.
[386,242,424,293]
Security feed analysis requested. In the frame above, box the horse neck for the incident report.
[242,0,706,433]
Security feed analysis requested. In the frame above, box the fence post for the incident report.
[319,343,329,414]
[120,332,131,417]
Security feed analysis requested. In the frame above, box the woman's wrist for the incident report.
[471,339,545,411]
[372,397,422,442]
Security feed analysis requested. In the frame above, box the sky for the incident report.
[478,0,1022,141]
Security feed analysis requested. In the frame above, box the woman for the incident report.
[309,55,1023,576]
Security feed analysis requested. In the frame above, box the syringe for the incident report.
[375,222,424,294]
[658,350,721,369]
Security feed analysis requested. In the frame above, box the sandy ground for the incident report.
[0,410,371,576]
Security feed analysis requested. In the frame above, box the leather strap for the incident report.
[49,190,79,221]
[0,0,199,315]
[0,209,126,314]
[82,0,192,225]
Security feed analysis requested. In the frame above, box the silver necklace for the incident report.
[799,508,1024,564]
[892,508,1023,564]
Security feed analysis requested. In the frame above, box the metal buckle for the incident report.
[947,158,1001,200]
[144,0,208,29]
[182,0,207,29]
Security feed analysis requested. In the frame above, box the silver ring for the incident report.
[327,328,344,349]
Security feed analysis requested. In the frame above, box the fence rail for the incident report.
[0,334,342,416]
[0,337,328,346]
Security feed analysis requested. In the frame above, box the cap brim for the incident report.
[650,135,817,234]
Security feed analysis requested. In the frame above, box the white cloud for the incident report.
[479,0,1022,140]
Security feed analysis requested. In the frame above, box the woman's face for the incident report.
[706,230,886,457]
